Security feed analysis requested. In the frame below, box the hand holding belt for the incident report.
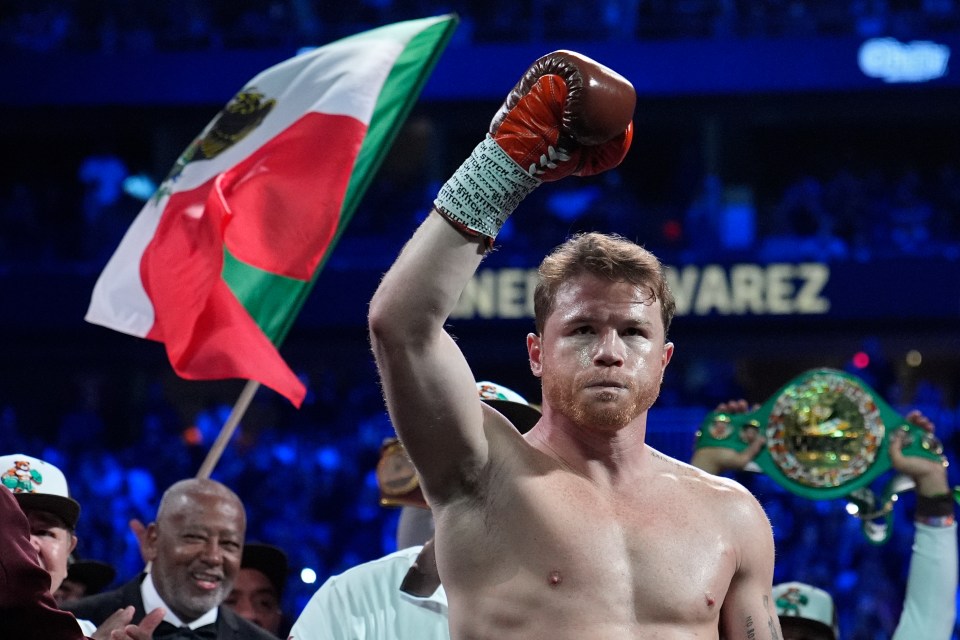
[695,368,949,543]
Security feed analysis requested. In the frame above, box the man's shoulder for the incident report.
[648,449,759,510]
[693,468,760,514]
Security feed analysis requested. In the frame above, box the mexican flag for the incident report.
[86,15,458,408]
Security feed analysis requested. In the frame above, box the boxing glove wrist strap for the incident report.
[434,135,541,241]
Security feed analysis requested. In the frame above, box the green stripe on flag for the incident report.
[223,15,458,344]
[223,247,309,342]
[338,15,459,244]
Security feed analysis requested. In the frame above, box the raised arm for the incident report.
[368,50,634,506]
[890,410,957,640]
[369,212,489,505]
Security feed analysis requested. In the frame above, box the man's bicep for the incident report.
[720,589,782,640]
[720,497,782,640]
[375,327,489,504]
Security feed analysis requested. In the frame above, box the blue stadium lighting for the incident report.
[122,174,158,202]
[316,446,341,471]
[858,37,950,83]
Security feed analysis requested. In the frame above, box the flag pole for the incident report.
[196,380,261,479]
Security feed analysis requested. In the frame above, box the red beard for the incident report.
[542,369,661,431]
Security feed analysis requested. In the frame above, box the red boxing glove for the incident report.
[432,50,635,243]
[489,50,635,181]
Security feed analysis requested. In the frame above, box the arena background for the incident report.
[3,2,960,637]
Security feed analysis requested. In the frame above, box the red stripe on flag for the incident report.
[141,179,306,407]
[219,112,367,280]
[136,112,369,407]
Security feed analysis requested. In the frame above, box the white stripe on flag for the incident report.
[85,198,163,336]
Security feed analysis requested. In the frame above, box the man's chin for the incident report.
[178,592,225,619]
[577,392,658,430]
[573,400,634,430]
[592,412,634,431]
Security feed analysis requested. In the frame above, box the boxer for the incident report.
[369,50,782,639]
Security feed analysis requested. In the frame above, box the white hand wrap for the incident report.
[433,135,542,240]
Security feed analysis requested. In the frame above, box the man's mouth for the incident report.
[586,380,627,390]
[192,572,223,591]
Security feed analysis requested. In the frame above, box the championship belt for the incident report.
[695,368,946,543]
[375,437,427,509]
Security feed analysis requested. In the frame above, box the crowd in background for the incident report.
[3,0,960,53]
[4,139,960,270]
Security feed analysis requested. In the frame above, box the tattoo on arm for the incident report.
[764,595,780,640]
[767,615,780,639]
[746,615,756,639]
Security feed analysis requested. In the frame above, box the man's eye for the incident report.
[573,326,592,335]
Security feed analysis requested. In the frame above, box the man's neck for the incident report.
[529,414,653,486]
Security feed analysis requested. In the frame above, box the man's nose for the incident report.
[29,535,45,566]
[593,330,625,366]
[200,540,224,564]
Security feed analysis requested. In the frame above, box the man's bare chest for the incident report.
[439,470,738,622]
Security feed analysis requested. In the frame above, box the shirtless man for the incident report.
[368,50,782,639]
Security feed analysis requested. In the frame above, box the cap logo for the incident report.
[2,459,43,493]
[477,383,507,401]
[776,586,809,617]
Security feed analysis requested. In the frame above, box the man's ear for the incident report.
[69,534,78,555]
[143,523,160,562]
[527,333,543,378]
[662,341,675,371]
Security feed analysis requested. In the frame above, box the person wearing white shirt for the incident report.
[290,541,448,640]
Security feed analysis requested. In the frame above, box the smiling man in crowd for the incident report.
[65,478,275,640]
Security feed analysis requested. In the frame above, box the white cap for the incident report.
[0,453,80,528]
[476,381,541,433]
[772,581,838,640]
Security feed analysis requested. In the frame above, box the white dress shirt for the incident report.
[290,546,449,640]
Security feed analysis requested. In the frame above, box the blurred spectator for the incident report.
[224,542,290,637]
[55,557,118,606]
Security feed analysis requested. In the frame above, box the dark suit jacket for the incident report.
[63,575,277,640]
